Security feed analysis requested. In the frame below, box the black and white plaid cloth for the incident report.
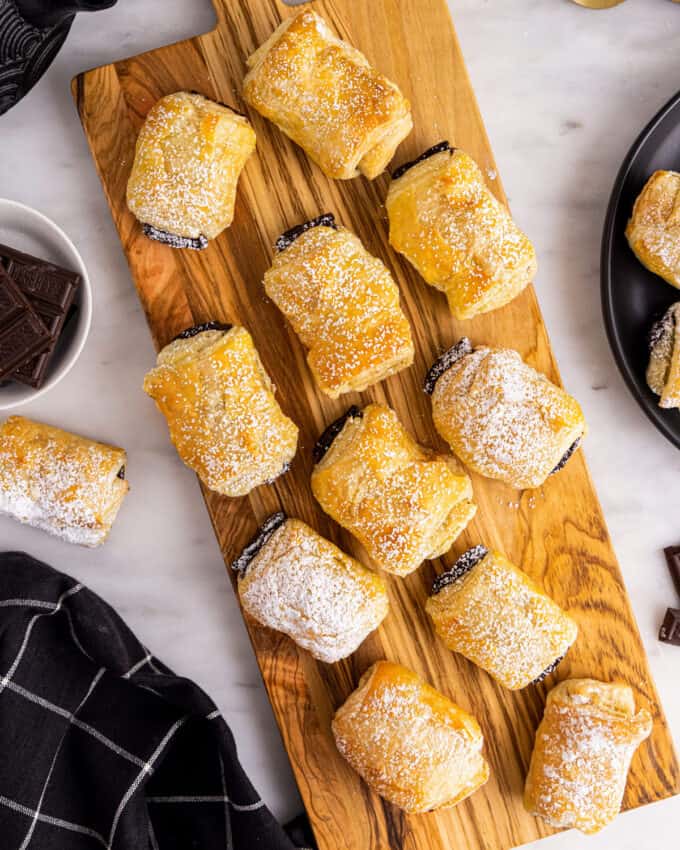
[0,551,314,850]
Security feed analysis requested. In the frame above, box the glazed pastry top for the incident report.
[126,91,256,240]
[143,326,298,497]
[626,170,680,288]
[264,221,413,397]
[243,9,412,179]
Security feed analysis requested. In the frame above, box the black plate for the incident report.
[601,89,680,450]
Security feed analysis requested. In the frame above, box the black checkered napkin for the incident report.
[0,551,310,850]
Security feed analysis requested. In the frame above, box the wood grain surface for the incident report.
[72,1,679,848]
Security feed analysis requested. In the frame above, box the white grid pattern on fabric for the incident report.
[122,653,153,679]
[107,717,187,849]
[0,598,58,611]
[147,796,265,813]
[0,794,108,847]
[17,667,106,850]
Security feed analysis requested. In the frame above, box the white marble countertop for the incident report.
[1,1,679,847]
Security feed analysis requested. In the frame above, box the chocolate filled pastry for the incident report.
[332,661,490,813]
[243,9,412,180]
[426,547,578,689]
[427,339,586,489]
[646,302,680,408]
[264,214,414,397]
[311,403,476,576]
[386,143,537,319]
[523,679,652,834]
[233,513,389,663]
[625,170,680,288]
[126,91,256,248]
[0,416,129,547]
[143,324,298,497]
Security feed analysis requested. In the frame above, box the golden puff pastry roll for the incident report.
[232,512,389,663]
[524,679,652,834]
[311,403,476,577]
[426,338,586,489]
[243,9,412,180]
[646,302,680,408]
[426,546,578,690]
[332,661,490,813]
[264,214,414,398]
[143,323,298,497]
[126,91,256,249]
[386,142,537,320]
[626,170,680,288]
[0,416,129,547]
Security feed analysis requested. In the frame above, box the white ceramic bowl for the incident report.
[0,199,92,411]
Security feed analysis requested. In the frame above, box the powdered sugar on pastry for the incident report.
[0,416,128,547]
[626,170,680,288]
[431,345,586,489]
[143,327,298,497]
[238,518,388,663]
[264,221,413,397]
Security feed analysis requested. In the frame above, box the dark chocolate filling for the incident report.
[531,653,565,685]
[116,466,126,480]
[142,224,209,251]
[431,545,488,595]
[648,306,676,353]
[391,141,453,181]
[549,438,581,476]
[313,405,363,464]
[423,338,473,395]
[275,213,337,253]
[172,322,233,342]
[231,511,287,576]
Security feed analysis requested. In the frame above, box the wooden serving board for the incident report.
[73,2,679,848]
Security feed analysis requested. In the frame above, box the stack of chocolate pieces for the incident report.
[0,244,80,390]
[659,545,680,646]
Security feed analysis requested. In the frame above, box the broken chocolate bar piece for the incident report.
[659,607,680,646]
[0,266,52,381]
[0,243,81,389]
[312,405,363,464]
[431,545,489,595]
[391,141,453,181]
[231,512,287,575]
[663,545,680,599]
[275,213,337,253]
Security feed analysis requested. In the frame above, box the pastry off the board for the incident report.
[0,416,128,547]
[311,403,476,576]
[647,302,680,408]
[426,338,586,489]
[126,91,256,249]
[426,546,578,690]
[243,8,412,180]
[232,513,389,663]
[625,170,680,288]
[386,142,537,320]
[332,661,490,813]
[143,323,298,497]
[524,679,652,834]
[264,214,414,398]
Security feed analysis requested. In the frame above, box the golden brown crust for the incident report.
[523,678,652,834]
[426,549,578,689]
[647,302,680,408]
[243,9,412,180]
[386,148,537,319]
[311,404,475,576]
[431,345,586,489]
[0,416,128,547]
[264,223,414,397]
[126,91,256,241]
[143,326,298,497]
[626,170,680,288]
[332,661,490,813]
[238,518,388,663]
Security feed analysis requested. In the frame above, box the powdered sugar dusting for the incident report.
[239,519,388,663]
[264,225,413,397]
[0,416,128,547]
[626,170,680,287]
[432,346,585,489]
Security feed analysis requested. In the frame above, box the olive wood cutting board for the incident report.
[72,1,679,847]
